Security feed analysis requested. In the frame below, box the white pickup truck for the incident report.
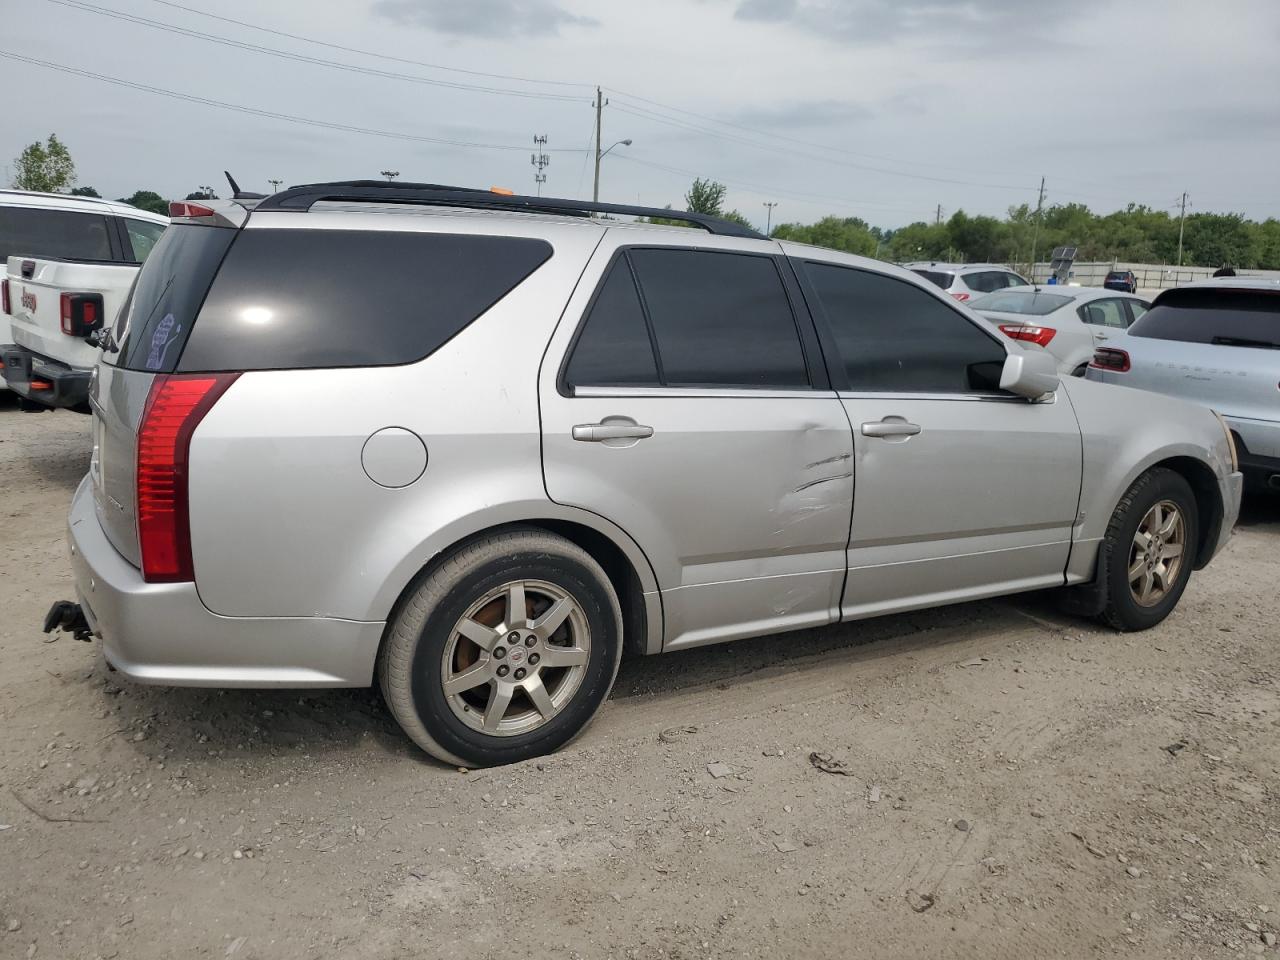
[1,191,167,410]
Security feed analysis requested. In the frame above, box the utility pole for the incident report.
[592,86,606,202]
[380,170,400,181]
[531,135,550,196]
[1029,176,1046,281]
[762,201,777,236]
[935,203,942,226]
[1176,191,1189,267]
[267,178,283,193]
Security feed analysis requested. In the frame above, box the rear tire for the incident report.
[1097,468,1198,631]
[378,528,623,767]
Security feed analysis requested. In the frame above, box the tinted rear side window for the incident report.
[564,257,660,387]
[175,230,552,372]
[911,269,954,290]
[110,224,237,371]
[627,248,808,388]
[1129,288,1280,348]
[805,262,1007,393]
[0,206,114,262]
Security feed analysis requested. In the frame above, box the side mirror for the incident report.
[1000,348,1059,399]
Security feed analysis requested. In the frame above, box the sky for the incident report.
[2,0,1279,233]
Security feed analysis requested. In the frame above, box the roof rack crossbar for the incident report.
[252,180,764,239]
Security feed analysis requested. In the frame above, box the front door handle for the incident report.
[861,418,921,439]
[572,421,655,442]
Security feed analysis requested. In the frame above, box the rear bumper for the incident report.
[67,475,383,687]
[0,343,91,408]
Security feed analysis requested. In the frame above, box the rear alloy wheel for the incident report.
[379,529,622,767]
[1098,468,1199,631]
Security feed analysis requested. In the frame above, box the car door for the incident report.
[789,252,1083,619]
[539,238,854,652]
[1078,296,1130,347]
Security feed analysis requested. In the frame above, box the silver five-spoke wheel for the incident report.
[1128,499,1186,607]
[441,579,591,736]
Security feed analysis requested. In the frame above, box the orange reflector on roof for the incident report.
[489,186,514,196]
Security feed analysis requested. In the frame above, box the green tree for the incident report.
[773,216,879,256]
[117,190,169,215]
[1180,213,1257,268]
[885,221,951,261]
[685,178,727,216]
[70,185,100,198]
[11,134,76,192]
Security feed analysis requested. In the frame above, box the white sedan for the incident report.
[969,286,1150,376]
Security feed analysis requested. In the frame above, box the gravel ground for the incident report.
[2,393,1278,960]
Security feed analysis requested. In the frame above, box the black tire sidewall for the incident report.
[1105,472,1199,630]
[407,550,619,767]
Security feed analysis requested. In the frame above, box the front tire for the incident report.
[1097,468,1198,631]
[378,529,623,767]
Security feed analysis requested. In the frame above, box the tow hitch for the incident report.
[43,601,93,642]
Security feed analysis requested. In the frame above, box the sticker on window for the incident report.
[146,313,182,371]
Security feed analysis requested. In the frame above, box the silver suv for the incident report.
[906,261,1030,303]
[52,181,1243,767]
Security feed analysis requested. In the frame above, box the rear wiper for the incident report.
[1209,335,1280,349]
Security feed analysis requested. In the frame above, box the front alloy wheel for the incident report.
[1127,500,1186,607]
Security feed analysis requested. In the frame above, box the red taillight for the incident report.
[998,323,1057,347]
[169,201,215,219]
[950,292,970,302]
[136,373,240,583]
[59,292,105,337]
[1089,347,1131,373]
[1,278,9,315]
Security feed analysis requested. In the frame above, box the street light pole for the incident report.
[593,137,632,203]
[267,178,283,193]
[380,170,400,182]
[763,201,777,236]
[592,86,606,202]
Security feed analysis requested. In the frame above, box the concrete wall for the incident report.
[1026,261,1280,294]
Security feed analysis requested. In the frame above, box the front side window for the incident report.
[0,206,113,262]
[804,262,1007,393]
[625,248,809,388]
[123,218,166,264]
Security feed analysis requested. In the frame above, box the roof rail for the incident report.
[252,180,764,239]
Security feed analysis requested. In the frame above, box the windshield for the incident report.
[911,269,954,290]
[1129,287,1280,348]
[969,290,1073,316]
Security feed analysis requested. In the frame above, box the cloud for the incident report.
[729,99,872,129]
[734,0,797,23]
[732,0,1097,44]
[371,0,599,38]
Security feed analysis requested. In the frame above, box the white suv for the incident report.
[1,190,167,409]
[905,261,1030,303]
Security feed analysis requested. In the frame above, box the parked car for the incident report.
[970,286,1150,376]
[1087,277,1280,492]
[1104,269,1138,293]
[904,262,1030,302]
[47,181,1242,768]
[0,190,167,410]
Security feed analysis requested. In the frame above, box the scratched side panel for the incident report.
[541,393,855,651]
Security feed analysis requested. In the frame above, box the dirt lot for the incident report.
[1,394,1278,960]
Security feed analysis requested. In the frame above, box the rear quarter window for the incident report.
[0,206,114,262]
[1129,288,1280,347]
[175,229,553,372]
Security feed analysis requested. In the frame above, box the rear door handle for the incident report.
[572,421,654,442]
[861,419,921,439]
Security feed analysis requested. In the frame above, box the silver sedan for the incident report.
[971,286,1150,376]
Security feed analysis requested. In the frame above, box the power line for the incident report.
[0,50,590,153]
[614,154,934,216]
[138,0,591,89]
[43,0,588,103]
[609,101,1033,192]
